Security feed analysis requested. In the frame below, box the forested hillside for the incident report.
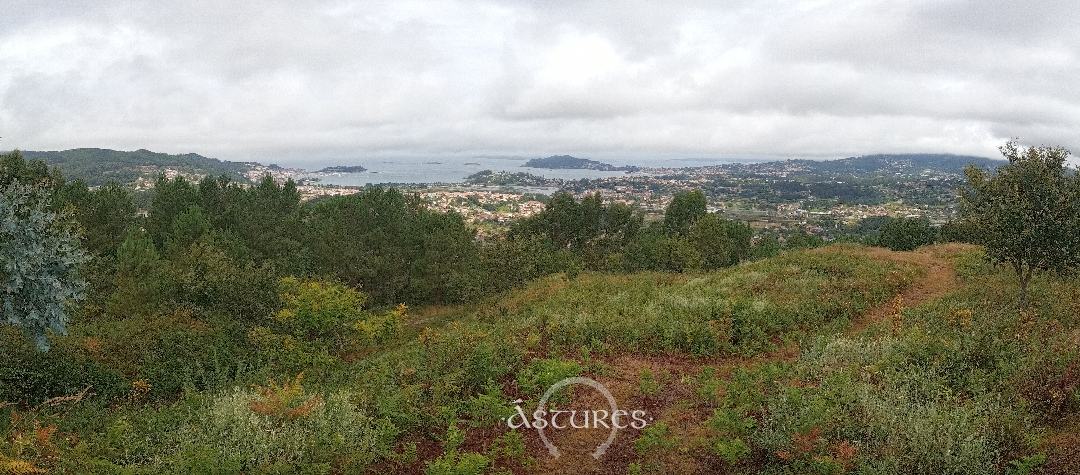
[18,148,250,186]
[790,153,1001,175]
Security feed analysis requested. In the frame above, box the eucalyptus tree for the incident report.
[1,175,87,350]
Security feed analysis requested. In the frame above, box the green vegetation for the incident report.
[522,155,638,172]
[19,148,249,186]
[960,140,1080,306]
[695,245,1079,474]
[877,216,936,251]
[0,182,87,351]
[465,170,552,187]
[510,190,757,273]
[2,146,1079,473]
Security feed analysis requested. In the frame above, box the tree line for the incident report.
[5,138,1076,355]
[1,151,769,352]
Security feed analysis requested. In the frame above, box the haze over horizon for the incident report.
[2,1,1078,164]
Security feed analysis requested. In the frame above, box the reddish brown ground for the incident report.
[393,244,1061,474]
[521,245,971,474]
[835,244,964,336]
[1035,411,1080,475]
[384,244,1080,473]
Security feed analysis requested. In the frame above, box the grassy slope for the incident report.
[342,244,925,473]
[6,244,1079,474]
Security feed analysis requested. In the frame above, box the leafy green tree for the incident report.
[783,230,824,250]
[146,175,199,248]
[960,140,1080,306]
[108,228,166,318]
[847,216,892,245]
[194,174,306,271]
[165,236,280,324]
[307,188,482,305]
[622,224,701,272]
[165,205,211,254]
[509,192,642,270]
[877,217,935,251]
[938,219,975,244]
[0,181,88,350]
[480,235,579,291]
[408,210,483,303]
[688,214,753,269]
[69,182,138,256]
[751,232,782,259]
[663,190,707,235]
[0,150,62,189]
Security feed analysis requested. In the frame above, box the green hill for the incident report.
[8,243,1078,472]
[797,153,1001,174]
[19,148,250,185]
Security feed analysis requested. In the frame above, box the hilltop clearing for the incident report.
[3,244,1078,474]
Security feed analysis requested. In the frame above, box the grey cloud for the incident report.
[1,0,1078,162]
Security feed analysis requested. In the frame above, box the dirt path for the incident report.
[525,245,970,474]
[529,346,801,474]
[831,245,965,336]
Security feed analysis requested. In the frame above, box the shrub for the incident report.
[0,326,126,405]
[1016,355,1080,422]
[877,217,935,251]
[466,384,512,428]
[638,369,661,398]
[634,422,675,455]
[164,237,280,325]
[487,431,533,470]
[171,385,396,472]
[0,181,88,351]
[275,277,368,339]
[516,358,581,399]
[424,451,490,475]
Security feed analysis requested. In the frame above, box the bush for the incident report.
[164,237,280,324]
[0,326,126,405]
[516,358,581,399]
[466,384,513,428]
[634,422,675,455]
[170,384,396,472]
[878,217,935,251]
[424,451,490,475]
[275,277,368,339]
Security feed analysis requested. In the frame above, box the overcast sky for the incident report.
[1,0,1078,163]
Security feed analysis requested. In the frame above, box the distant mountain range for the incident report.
[788,154,1001,174]
[523,155,639,172]
[11,148,1001,187]
[687,153,1001,180]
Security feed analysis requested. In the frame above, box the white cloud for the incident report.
[1,0,1078,162]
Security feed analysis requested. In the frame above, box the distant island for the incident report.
[523,155,639,172]
[314,165,367,173]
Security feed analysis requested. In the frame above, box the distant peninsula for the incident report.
[523,155,639,172]
[314,165,367,173]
